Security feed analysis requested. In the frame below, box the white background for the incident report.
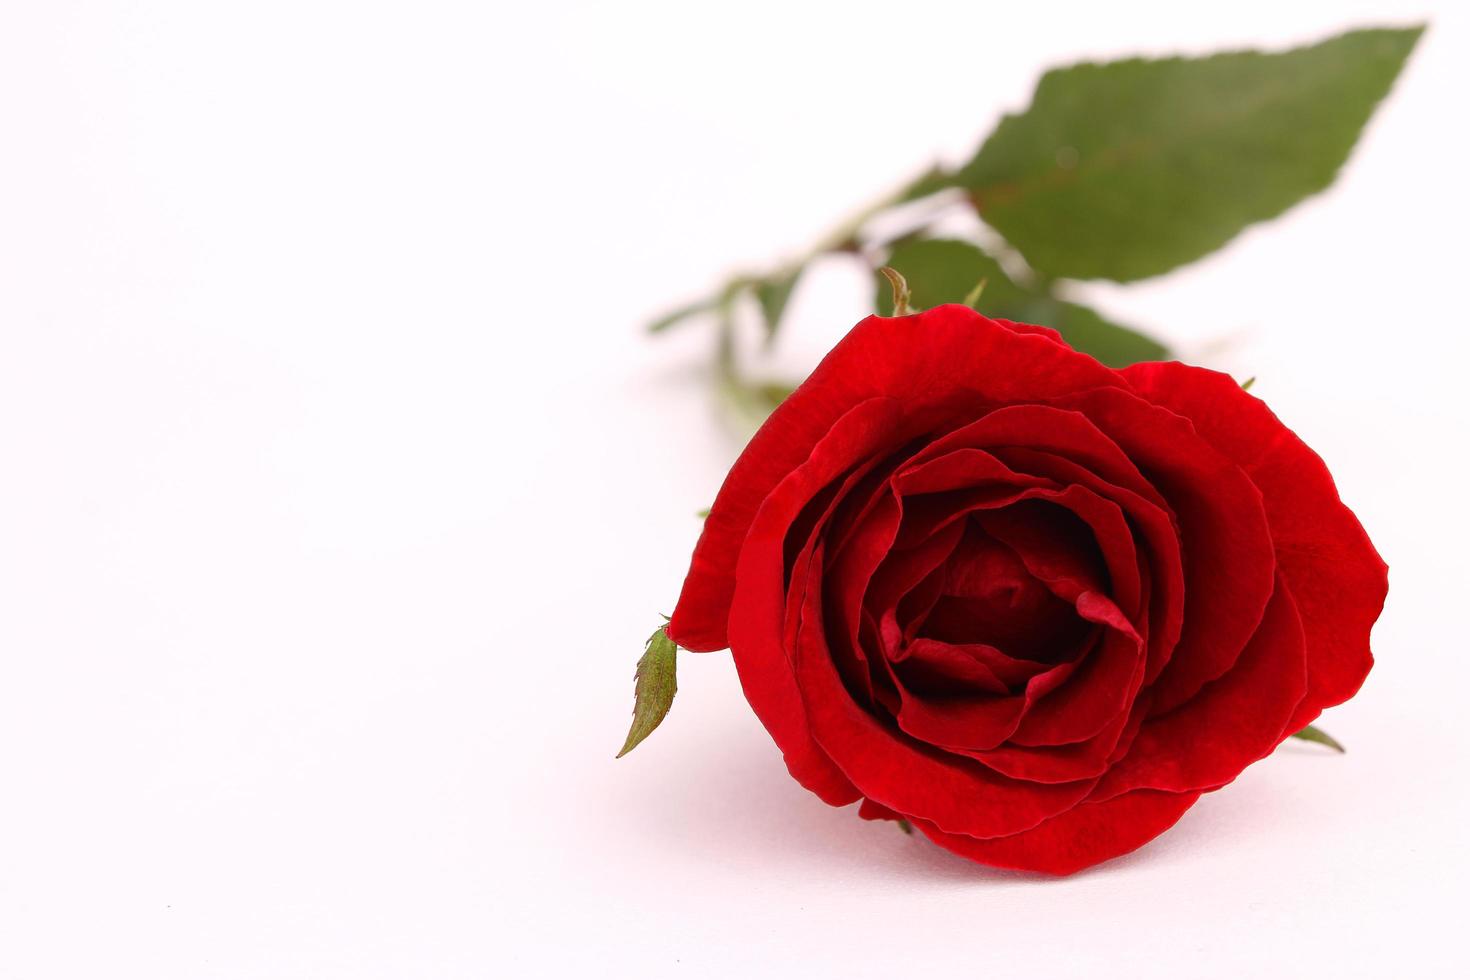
[1,1,1467,977]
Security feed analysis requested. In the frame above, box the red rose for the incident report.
[667,305,1386,875]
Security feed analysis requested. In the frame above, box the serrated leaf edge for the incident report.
[617,626,679,758]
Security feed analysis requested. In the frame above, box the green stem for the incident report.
[713,291,779,434]
[755,163,961,285]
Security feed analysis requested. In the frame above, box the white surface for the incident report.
[1,1,1467,977]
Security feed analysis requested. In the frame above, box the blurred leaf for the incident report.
[956,26,1424,281]
[875,238,1167,366]
[754,267,803,342]
[755,380,799,406]
[895,163,962,204]
[617,626,678,758]
[716,376,802,436]
[647,296,720,334]
[1291,723,1346,753]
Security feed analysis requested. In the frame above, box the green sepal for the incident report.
[617,625,679,758]
[1291,724,1346,753]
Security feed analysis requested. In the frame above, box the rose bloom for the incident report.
[667,306,1386,874]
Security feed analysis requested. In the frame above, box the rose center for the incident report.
[915,520,1091,662]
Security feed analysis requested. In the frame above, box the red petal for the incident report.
[1050,387,1276,713]
[867,520,967,614]
[1009,624,1143,747]
[1095,577,1308,798]
[894,637,1059,691]
[995,447,1184,684]
[883,653,1080,752]
[961,694,1147,784]
[1123,362,1386,724]
[856,798,905,823]
[891,447,1046,496]
[972,499,1115,606]
[723,398,908,804]
[912,788,1203,875]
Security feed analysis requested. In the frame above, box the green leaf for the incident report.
[753,267,803,342]
[1291,723,1346,753]
[1023,296,1170,367]
[874,238,1168,367]
[616,626,678,758]
[956,26,1424,281]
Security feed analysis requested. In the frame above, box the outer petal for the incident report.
[669,306,1127,651]
[1123,362,1387,724]
[1093,577,1309,798]
[724,398,906,804]
[856,798,905,823]
[912,788,1203,875]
